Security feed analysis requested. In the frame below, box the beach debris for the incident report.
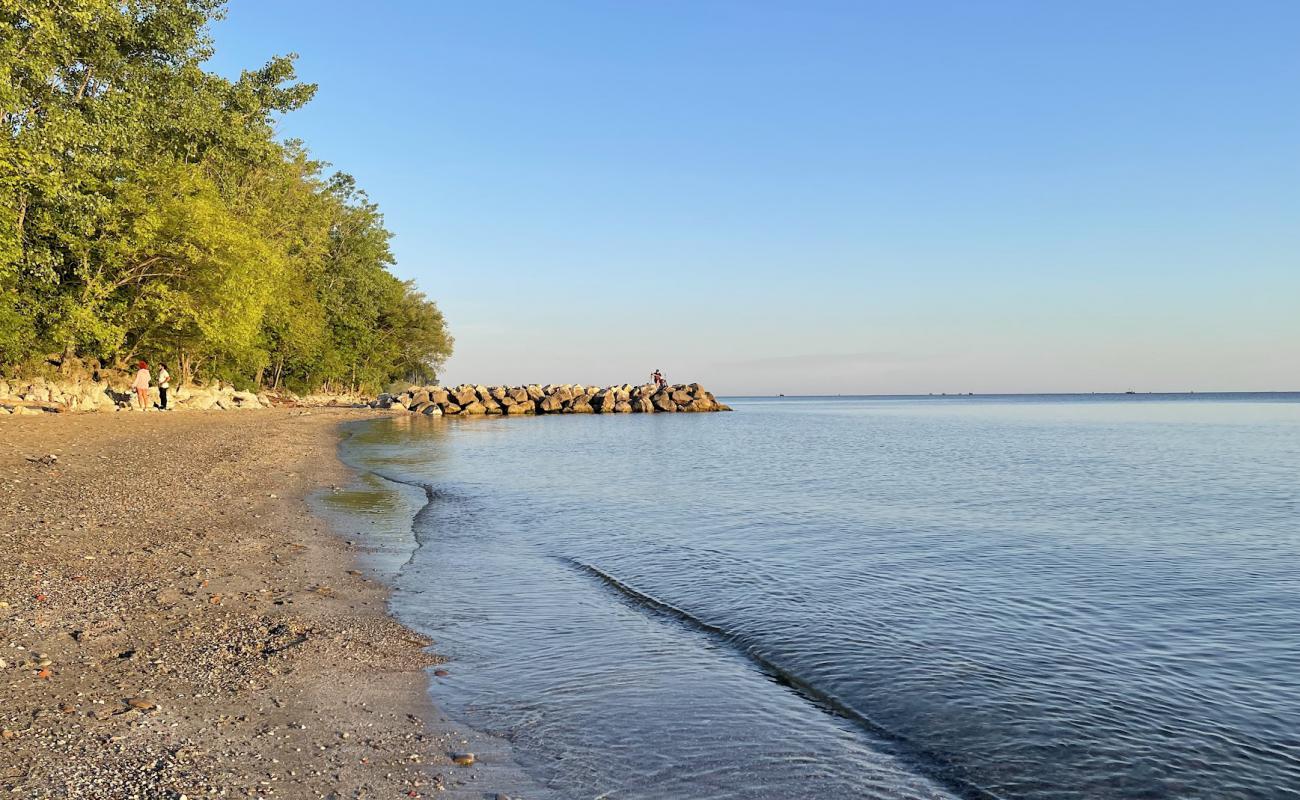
[451,752,475,767]
[25,454,58,466]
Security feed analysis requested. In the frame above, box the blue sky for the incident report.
[208,1,1299,393]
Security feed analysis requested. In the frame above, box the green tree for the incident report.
[0,1,451,389]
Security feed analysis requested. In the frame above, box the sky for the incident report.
[207,1,1300,394]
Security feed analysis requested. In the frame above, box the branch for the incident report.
[74,68,93,102]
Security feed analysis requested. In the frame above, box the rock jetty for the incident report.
[0,375,731,418]
[373,383,730,416]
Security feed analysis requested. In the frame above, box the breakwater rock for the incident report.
[374,383,730,416]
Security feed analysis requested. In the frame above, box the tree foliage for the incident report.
[0,0,451,390]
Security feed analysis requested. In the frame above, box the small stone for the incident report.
[433,669,450,677]
[451,752,475,767]
[125,697,156,710]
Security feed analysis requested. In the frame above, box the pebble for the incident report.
[433,669,449,677]
[125,697,157,711]
[451,752,475,767]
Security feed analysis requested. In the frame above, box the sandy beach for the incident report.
[0,409,521,798]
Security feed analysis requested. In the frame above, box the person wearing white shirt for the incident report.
[156,363,171,410]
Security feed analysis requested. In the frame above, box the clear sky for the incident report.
[207,1,1299,395]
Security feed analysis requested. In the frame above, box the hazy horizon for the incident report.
[209,2,1300,395]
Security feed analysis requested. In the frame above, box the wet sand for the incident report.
[0,408,530,798]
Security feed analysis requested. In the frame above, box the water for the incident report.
[328,394,1300,799]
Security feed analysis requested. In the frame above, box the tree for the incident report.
[0,1,452,390]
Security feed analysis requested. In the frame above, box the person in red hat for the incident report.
[130,360,151,410]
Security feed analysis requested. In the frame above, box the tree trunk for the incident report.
[60,342,76,375]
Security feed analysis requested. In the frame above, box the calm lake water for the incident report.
[327,394,1300,800]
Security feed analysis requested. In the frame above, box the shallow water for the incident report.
[336,394,1300,800]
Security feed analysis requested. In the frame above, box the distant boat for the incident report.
[1125,390,1136,395]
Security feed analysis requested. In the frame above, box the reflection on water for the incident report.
[335,394,1300,800]
[309,463,429,578]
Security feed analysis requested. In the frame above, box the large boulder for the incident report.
[184,391,218,411]
[613,401,633,413]
[505,402,532,415]
[653,394,678,412]
[231,390,262,409]
[632,397,654,413]
[538,394,563,413]
[567,396,594,413]
[592,391,619,413]
[461,401,487,415]
[452,386,478,406]
[421,404,443,416]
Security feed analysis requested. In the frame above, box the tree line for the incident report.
[1,1,452,392]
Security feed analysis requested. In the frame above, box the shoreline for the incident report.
[0,409,532,798]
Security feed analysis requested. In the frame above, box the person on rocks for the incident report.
[652,369,665,387]
[131,360,151,410]
[155,363,171,411]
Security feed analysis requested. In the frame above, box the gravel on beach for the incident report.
[0,408,509,799]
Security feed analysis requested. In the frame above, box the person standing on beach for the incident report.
[155,363,171,410]
[131,361,151,411]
